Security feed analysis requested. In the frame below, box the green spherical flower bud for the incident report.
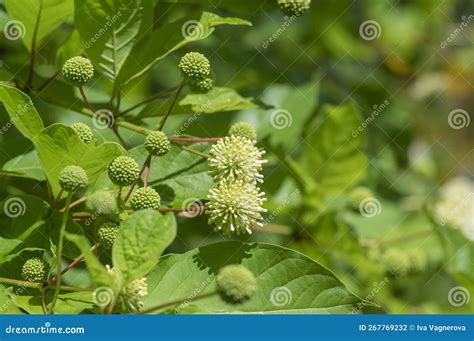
[408,249,427,272]
[206,179,267,235]
[189,77,213,93]
[71,122,94,144]
[178,52,210,81]
[144,131,170,156]
[348,186,374,210]
[216,265,257,304]
[22,257,49,282]
[98,222,119,249]
[59,165,88,192]
[130,187,161,211]
[229,122,257,141]
[382,249,411,276]
[108,156,140,187]
[208,135,267,183]
[86,191,117,216]
[277,0,311,16]
[62,56,94,86]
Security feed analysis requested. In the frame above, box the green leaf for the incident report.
[2,150,45,181]
[33,124,125,195]
[179,87,257,114]
[12,291,94,314]
[74,0,153,82]
[144,241,359,313]
[303,103,367,205]
[0,85,44,140]
[113,211,176,286]
[65,233,114,288]
[0,285,24,314]
[57,29,84,66]
[4,0,74,51]
[115,12,251,86]
[251,82,319,151]
[129,144,213,206]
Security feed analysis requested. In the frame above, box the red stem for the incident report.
[144,157,151,188]
[79,86,96,112]
[124,155,151,203]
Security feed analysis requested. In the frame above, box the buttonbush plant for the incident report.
[0,0,472,316]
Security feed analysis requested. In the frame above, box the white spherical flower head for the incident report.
[205,179,267,235]
[208,135,267,183]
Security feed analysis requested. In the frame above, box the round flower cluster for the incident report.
[98,222,119,249]
[206,179,266,235]
[59,165,88,192]
[434,177,474,241]
[277,0,311,16]
[216,264,257,304]
[178,52,210,81]
[71,122,93,144]
[86,191,117,216]
[22,257,49,282]
[107,266,148,313]
[189,77,213,93]
[144,131,170,156]
[62,56,94,86]
[348,186,373,210]
[208,135,267,183]
[108,156,140,187]
[130,187,161,211]
[228,122,257,141]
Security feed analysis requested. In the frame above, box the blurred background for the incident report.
[0,0,473,313]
